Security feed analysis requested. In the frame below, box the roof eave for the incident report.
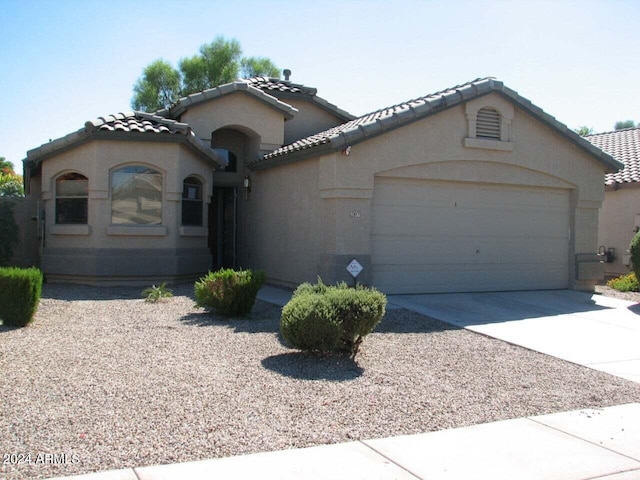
[248,142,336,171]
[254,77,623,173]
[25,129,221,171]
[166,82,298,120]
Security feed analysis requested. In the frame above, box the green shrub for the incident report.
[607,272,639,292]
[281,279,387,356]
[0,199,19,266]
[195,268,266,317]
[0,267,43,327]
[142,282,173,302]
[630,231,640,280]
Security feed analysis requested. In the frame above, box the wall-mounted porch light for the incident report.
[244,175,252,200]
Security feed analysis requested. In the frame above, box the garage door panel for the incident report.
[371,178,570,293]
[373,206,568,238]
[372,263,569,294]
[372,235,568,266]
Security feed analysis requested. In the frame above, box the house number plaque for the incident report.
[346,258,363,278]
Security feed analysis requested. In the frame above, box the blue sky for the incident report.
[1,0,638,170]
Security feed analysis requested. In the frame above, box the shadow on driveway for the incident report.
[388,289,627,327]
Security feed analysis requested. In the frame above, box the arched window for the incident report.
[56,172,88,224]
[111,166,162,225]
[182,176,203,226]
[213,148,237,173]
[476,107,501,140]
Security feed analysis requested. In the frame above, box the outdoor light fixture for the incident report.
[244,175,252,200]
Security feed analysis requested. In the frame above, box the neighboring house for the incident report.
[23,76,621,293]
[587,127,640,277]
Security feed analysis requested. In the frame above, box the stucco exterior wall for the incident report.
[251,93,608,291]
[599,186,638,277]
[37,139,214,284]
[243,157,324,287]
[283,98,346,145]
[179,92,285,152]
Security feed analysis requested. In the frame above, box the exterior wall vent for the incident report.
[476,107,501,140]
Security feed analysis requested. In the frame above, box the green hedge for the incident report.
[195,268,266,317]
[0,200,19,266]
[0,267,43,327]
[280,279,386,356]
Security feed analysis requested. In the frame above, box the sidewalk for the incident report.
[52,403,640,480]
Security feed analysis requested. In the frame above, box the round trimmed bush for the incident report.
[280,279,386,356]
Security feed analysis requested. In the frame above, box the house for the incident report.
[587,127,640,277]
[23,75,622,293]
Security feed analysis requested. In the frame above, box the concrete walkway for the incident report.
[51,403,640,480]
[48,287,640,480]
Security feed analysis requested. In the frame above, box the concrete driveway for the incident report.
[388,290,640,383]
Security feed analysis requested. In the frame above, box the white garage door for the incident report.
[371,177,570,294]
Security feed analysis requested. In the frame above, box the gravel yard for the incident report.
[1,284,639,480]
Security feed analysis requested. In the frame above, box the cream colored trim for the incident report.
[107,225,167,236]
[49,224,90,235]
[463,138,514,151]
[179,226,207,237]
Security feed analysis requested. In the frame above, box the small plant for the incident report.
[195,268,266,317]
[280,278,386,357]
[607,272,639,292]
[142,282,173,302]
[0,267,43,327]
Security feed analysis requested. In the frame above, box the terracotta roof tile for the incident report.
[259,77,494,162]
[26,112,221,168]
[586,127,640,185]
[86,112,191,135]
[243,77,317,96]
[251,77,621,174]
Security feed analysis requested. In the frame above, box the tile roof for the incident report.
[156,81,298,119]
[586,127,640,185]
[242,77,355,122]
[251,77,622,174]
[86,111,191,134]
[243,77,318,96]
[25,112,220,168]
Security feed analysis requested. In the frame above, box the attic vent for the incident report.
[476,107,501,140]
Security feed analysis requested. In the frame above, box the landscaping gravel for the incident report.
[1,283,639,479]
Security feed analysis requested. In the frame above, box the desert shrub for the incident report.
[142,282,173,302]
[0,267,43,327]
[195,268,266,317]
[630,231,640,280]
[281,278,386,356]
[607,272,639,292]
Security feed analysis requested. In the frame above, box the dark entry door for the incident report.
[209,186,237,270]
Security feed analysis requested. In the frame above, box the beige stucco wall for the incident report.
[36,139,215,284]
[599,186,639,277]
[242,157,325,287]
[249,93,608,291]
[283,98,346,145]
[179,92,285,153]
